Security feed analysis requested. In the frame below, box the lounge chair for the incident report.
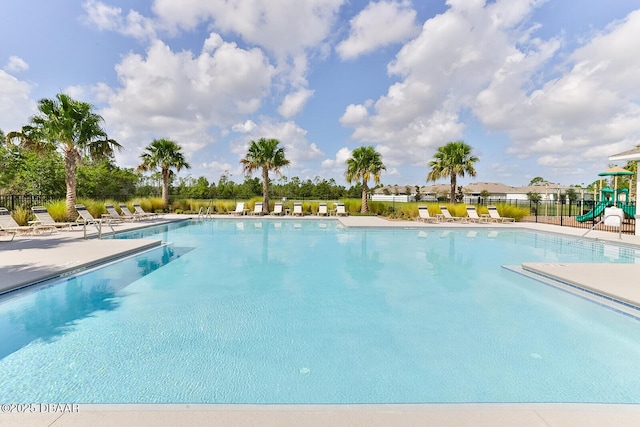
[0,207,53,237]
[119,203,141,221]
[317,203,328,216]
[31,206,77,230]
[437,206,460,222]
[250,202,263,215]
[75,204,102,225]
[292,202,304,216]
[417,206,438,223]
[466,206,489,223]
[335,203,348,216]
[133,203,159,218]
[270,203,284,216]
[0,208,29,240]
[103,204,128,223]
[230,202,246,215]
[487,205,515,222]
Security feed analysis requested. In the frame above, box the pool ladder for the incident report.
[197,206,213,220]
[82,220,115,239]
[575,213,622,242]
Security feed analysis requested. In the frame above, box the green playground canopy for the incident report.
[597,166,634,177]
[598,166,633,207]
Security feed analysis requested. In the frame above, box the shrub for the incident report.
[77,198,107,219]
[44,200,68,222]
[486,203,530,221]
[342,199,361,214]
[11,206,31,226]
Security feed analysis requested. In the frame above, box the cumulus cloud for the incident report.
[321,147,352,169]
[336,0,420,60]
[476,8,640,169]
[152,0,344,57]
[339,103,370,125]
[95,35,274,168]
[82,0,157,41]
[229,117,324,169]
[341,0,602,171]
[0,70,35,132]
[277,88,314,118]
[4,56,29,73]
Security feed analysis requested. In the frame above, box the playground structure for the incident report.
[576,188,634,222]
[576,167,635,223]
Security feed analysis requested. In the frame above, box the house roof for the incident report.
[463,182,513,194]
[374,181,579,195]
[609,147,640,162]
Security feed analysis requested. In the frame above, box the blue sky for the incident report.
[2,0,640,188]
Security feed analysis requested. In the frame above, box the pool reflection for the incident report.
[0,245,190,360]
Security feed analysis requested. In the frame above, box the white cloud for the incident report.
[82,0,157,41]
[4,56,29,73]
[230,117,324,168]
[321,147,352,169]
[277,88,314,118]
[476,8,640,164]
[95,36,274,168]
[152,0,344,57]
[336,0,420,60]
[0,70,36,132]
[339,104,369,125]
[341,0,608,170]
[231,120,258,134]
[200,160,237,179]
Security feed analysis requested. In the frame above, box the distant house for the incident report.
[372,182,592,203]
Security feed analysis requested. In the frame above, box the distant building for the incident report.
[372,182,593,203]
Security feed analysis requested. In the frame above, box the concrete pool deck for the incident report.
[2,214,640,426]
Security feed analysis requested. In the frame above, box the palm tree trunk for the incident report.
[450,174,457,204]
[162,168,169,207]
[361,180,369,213]
[262,166,270,213]
[64,150,80,219]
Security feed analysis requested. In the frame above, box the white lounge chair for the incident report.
[270,203,284,216]
[487,205,515,222]
[317,203,328,216]
[250,202,263,215]
[103,203,128,223]
[417,206,438,223]
[133,203,159,218]
[75,204,102,225]
[31,206,77,230]
[466,206,488,223]
[119,203,141,221]
[0,207,48,239]
[231,202,246,215]
[292,202,304,216]
[335,203,348,216]
[437,206,460,222]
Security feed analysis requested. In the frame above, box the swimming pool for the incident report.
[2,219,640,404]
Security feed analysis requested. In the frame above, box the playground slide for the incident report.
[576,201,609,222]
[620,203,637,219]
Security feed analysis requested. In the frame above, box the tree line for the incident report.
[2,92,485,216]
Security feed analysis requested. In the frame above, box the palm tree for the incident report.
[240,138,290,214]
[345,146,386,213]
[427,141,478,204]
[9,93,121,218]
[137,138,191,208]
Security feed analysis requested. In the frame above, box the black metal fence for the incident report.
[0,195,61,212]
[461,198,637,235]
[529,200,636,235]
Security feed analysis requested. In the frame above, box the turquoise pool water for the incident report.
[2,219,640,404]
